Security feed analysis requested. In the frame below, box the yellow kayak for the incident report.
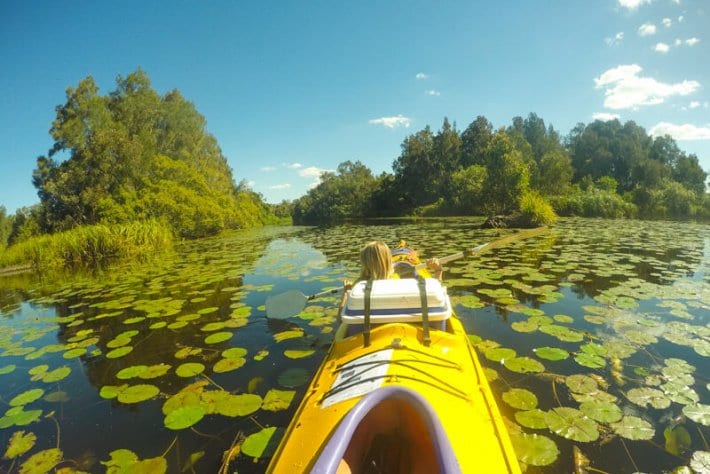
[267,273,521,473]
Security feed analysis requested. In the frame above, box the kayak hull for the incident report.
[267,317,521,473]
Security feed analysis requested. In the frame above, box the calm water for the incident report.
[0,218,708,473]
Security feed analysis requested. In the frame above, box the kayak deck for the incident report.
[268,318,520,473]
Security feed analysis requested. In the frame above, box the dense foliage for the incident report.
[292,114,708,224]
[16,70,275,242]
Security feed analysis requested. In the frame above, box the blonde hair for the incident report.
[359,241,392,281]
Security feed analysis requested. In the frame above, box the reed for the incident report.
[0,220,173,270]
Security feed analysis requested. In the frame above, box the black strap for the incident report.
[363,279,373,347]
[416,275,431,346]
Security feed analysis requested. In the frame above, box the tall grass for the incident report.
[0,220,173,271]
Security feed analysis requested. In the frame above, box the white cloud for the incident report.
[686,37,700,46]
[674,38,682,46]
[605,32,625,46]
[287,163,303,169]
[415,72,428,80]
[425,90,441,96]
[689,101,700,109]
[368,115,412,128]
[594,64,700,110]
[298,166,332,178]
[245,180,255,188]
[655,42,670,53]
[593,112,621,121]
[678,15,684,22]
[260,166,276,172]
[638,23,657,36]
[269,183,291,190]
[662,18,672,27]
[650,122,710,140]
[618,0,652,10]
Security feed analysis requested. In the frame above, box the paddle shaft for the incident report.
[414,227,547,270]
[306,287,342,301]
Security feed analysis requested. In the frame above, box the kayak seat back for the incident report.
[311,386,461,474]
[341,279,452,325]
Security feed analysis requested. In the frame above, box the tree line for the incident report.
[291,114,709,224]
[1,70,282,251]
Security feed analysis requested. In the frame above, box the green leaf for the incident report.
[544,407,599,442]
[533,347,569,361]
[277,368,309,388]
[509,432,559,467]
[116,384,160,404]
[116,365,149,380]
[484,347,517,362]
[0,364,16,375]
[4,431,37,459]
[100,385,127,400]
[262,389,296,412]
[106,346,133,359]
[164,405,206,430]
[503,357,545,374]
[627,387,671,409]
[213,358,246,373]
[10,389,45,407]
[214,394,262,417]
[222,347,248,359]
[242,427,283,459]
[611,416,654,440]
[574,353,606,369]
[565,375,598,394]
[514,409,548,429]
[690,451,710,473]
[18,448,62,474]
[176,363,205,378]
[40,367,71,383]
[664,425,691,456]
[502,388,538,410]
[204,331,233,344]
[682,404,710,426]
[579,401,622,423]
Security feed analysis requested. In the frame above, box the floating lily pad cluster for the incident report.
[1,218,707,472]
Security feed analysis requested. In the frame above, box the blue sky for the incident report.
[1,0,708,212]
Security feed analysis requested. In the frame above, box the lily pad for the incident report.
[544,407,599,442]
[515,409,548,429]
[0,364,17,375]
[262,389,296,412]
[690,451,710,473]
[664,425,691,456]
[566,375,598,394]
[242,427,283,459]
[116,384,160,404]
[484,347,517,362]
[106,346,133,359]
[164,405,206,430]
[533,347,569,361]
[610,416,655,440]
[509,432,559,466]
[222,347,248,359]
[10,389,45,407]
[574,353,606,369]
[214,394,262,417]
[503,357,545,374]
[4,430,37,459]
[18,448,62,474]
[502,388,538,410]
[176,363,205,378]
[627,387,671,410]
[204,332,233,344]
[277,368,310,388]
[213,358,246,373]
[579,400,622,423]
[682,404,710,426]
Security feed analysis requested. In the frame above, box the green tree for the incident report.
[292,161,379,224]
[461,116,493,167]
[482,131,530,214]
[31,69,271,238]
[537,149,573,195]
[449,165,487,214]
[0,206,13,247]
[672,154,707,195]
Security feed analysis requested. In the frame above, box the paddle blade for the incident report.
[266,290,308,319]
